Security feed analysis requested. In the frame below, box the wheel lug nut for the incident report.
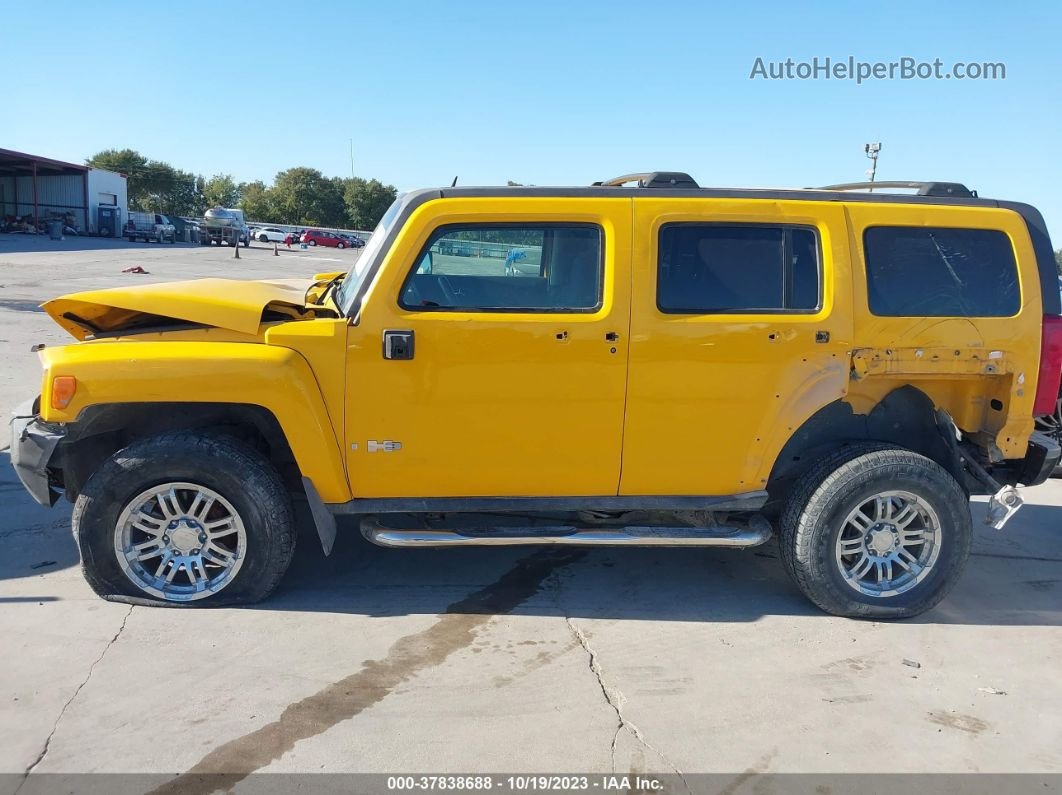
[162,535,170,543]
[191,548,200,555]
[199,534,206,543]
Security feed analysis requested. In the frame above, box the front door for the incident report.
[345,197,633,498]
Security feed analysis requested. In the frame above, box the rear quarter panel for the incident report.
[843,203,1041,460]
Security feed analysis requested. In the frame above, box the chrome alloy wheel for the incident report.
[114,482,247,602]
[835,490,942,598]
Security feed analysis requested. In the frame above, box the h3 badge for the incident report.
[365,440,402,453]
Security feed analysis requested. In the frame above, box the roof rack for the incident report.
[819,181,977,198]
[593,172,700,189]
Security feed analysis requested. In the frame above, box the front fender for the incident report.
[38,341,351,502]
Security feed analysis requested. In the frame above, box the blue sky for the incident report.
[4,0,1061,236]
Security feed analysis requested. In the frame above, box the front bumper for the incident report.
[9,399,65,507]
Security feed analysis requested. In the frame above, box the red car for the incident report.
[300,230,351,249]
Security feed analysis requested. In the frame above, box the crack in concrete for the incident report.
[16,604,134,789]
[149,550,585,795]
[564,617,690,793]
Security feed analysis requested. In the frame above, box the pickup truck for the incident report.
[125,211,176,243]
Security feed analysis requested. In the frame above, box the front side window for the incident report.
[400,224,603,312]
[864,227,1020,317]
[657,223,820,313]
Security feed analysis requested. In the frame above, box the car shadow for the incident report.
[1,451,1059,626]
[267,501,1062,626]
[0,451,79,581]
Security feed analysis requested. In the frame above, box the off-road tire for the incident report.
[72,432,296,607]
[779,444,971,619]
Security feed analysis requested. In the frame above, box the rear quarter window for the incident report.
[863,226,1020,317]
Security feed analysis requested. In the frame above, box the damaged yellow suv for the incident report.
[11,173,1062,618]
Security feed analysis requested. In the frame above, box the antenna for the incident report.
[451,176,458,187]
[864,142,881,191]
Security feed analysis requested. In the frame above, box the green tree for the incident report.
[1056,248,1061,275]
[155,168,205,217]
[270,167,346,227]
[238,180,277,223]
[203,174,240,208]
[344,177,398,230]
[86,149,203,216]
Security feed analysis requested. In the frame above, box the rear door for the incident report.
[345,197,633,498]
[620,197,851,496]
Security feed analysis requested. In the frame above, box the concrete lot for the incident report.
[1,237,1061,786]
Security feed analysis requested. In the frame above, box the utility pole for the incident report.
[864,142,881,191]
[349,139,355,180]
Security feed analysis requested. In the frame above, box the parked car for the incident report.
[339,233,366,248]
[256,227,289,243]
[301,229,352,248]
[10,171,1062,618]
[168,216,200,242]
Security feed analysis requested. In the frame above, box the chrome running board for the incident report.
[361,516,773,549]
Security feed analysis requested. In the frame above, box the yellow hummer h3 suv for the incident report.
[11,173,1062,618]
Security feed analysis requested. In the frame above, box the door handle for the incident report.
[383,329,415,360]
[605,331,620,342]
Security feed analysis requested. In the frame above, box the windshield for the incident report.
[336,197,404,314]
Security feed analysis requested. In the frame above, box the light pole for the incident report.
[864,142,881,191]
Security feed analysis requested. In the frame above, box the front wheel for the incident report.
[779,445,971,619]
[72,432,296,607]
[337,242,345,249]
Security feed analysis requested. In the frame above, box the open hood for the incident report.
[42,278,326,340]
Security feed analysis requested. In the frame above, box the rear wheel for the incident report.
[72,432,296,607]
[779,445,971,619]
[308,239,316,246]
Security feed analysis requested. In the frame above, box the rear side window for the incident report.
[400,224,603,312]
[864,227,1020,317]
[657,224,820,313]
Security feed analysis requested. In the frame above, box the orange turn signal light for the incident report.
[51,376,77,410]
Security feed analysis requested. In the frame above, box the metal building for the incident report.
[0,148,128,236]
